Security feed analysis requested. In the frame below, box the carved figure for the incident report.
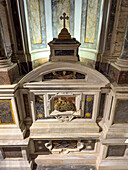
[54,99,76,112]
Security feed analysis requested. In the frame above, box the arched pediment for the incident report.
[19,62,110,88]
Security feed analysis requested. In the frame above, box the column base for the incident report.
[109,62,128,84]
[0,63,19,85]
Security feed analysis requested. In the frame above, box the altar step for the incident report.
[30,122,100,138]
[35,154,97,166]
[0,159,33,170]
[106,124,128,138]
[99,159,128,170]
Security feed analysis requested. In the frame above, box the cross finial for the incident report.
[60,12,69,28]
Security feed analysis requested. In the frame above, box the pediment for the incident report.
[19,62,110,88]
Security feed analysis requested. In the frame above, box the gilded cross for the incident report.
[60,13,69,28]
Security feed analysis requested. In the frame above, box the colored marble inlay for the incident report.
[114,99,128,123]
[30,0,42,44]
[84,95,94,119]
[107,145,126,157]
[85,0,98,43]
[81,140,96,150]
[43,70,86,80]
[53,140,77,149]
[34,140,51,152]
[35,95,45,119]
[0,100,15,124]
[52,0,75,37]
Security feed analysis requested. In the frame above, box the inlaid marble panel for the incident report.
[84,95,94,119]
[0,100,15,124]
[85,0,98,43]
[43,70,86,80]
[35,95,45,119]
[34,140,51,152]
[53,140,77,149]
[107,145,126,157]
[34,139,96,153]
[52,0,75,37]
[114,99,128,123]
[81,140,95,150]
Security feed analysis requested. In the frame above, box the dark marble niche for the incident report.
[3,147,22,158]
[114,99,128,123]
[34,140,51,153]
[55,50,74,56]
[107,145,126,157]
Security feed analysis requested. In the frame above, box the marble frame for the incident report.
[30,90,100,123]
[47,92,81,118]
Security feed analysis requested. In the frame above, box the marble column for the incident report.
[0,18,19,85]
[109,18,128,84]
[0,18,12,67]
[116,18,128,68]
